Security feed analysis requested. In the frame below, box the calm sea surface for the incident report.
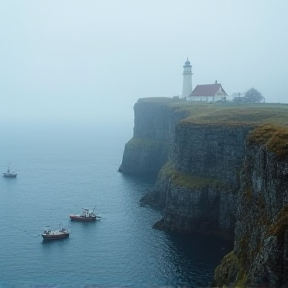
[0,121,232,288]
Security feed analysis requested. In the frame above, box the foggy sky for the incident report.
[1,0,287,124]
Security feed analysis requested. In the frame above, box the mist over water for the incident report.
[1,1,286,286]
[0,121,232,288]
[1,1,288,127]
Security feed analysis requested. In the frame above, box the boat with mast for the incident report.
[3,164,17,178]
[41,223,69,240]
[69,206,100,222]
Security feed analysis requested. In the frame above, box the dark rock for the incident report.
[214,141,288,287]
[120,98,288,287]
[119,98,189,174]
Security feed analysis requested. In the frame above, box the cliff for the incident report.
[213,125,288,287]
[119,98,288,287]
[142,122,254,239]
[118,97,189,174]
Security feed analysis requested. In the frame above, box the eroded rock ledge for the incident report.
[213,125,288,287]
[119,98,288,287]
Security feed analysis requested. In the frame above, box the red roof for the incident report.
[190,84,223,97]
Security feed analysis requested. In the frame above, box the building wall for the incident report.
[187,95,224,102]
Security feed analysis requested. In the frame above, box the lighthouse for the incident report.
[181,58,193,99]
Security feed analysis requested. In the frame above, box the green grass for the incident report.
[137,98,288,126]
[173,102,288,126]
[159,161,224,189]
[267,205,288,239]
[213,251,246,288]
[247,124,288,157]
[137,98,288,156]
[137,97,176,103]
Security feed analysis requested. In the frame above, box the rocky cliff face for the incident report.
[142,122,254,239]
[120,99,288,287]
[214,125,288,287]
[172,122,253,188]
[119,98,189,174]
[121,99,254,238]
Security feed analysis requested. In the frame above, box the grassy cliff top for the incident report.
[137,97,174,103]
[137,98,288,156]
[247,124,288,157]
[137,97,288,126]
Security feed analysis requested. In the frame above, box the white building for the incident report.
[187,81,227,102]
[181,58,193,99]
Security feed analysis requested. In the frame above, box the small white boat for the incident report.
[3,164,17,178]
[41,223,69,240]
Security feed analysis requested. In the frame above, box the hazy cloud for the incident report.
[0,0,287,124]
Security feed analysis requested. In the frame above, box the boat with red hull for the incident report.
[69,207,100,222]
[41,224,69,240]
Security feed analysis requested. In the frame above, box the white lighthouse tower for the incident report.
[181,58,193,99]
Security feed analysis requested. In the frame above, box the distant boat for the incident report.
[69,207,101,222]
[41,223,69,240]
[3,164,17,178]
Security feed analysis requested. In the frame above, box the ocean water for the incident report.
[0,121,232,288]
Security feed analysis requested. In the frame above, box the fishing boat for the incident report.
[69,207,100,222]
[3,164,17,178]
[41,223,69,240]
